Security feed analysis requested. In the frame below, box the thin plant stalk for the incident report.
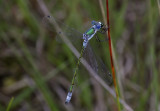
[157,0,160,15]
[98,0,107,25]
[106,0,121,110]
[6,97,14,111]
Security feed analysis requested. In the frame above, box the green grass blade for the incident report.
[6,97,14,111]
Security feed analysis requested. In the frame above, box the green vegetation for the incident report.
[0,0,159,111]
[6,97,14,111]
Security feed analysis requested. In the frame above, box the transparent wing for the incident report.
[83,44,113,85]
[42,15,112,84]
[42,15,83,43]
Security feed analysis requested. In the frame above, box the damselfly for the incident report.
[42,15,113,104]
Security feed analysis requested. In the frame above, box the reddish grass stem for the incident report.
[106,0,121,110]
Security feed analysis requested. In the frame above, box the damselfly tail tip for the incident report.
[65,91,72,105]
[65,101,69,104]
[65,97,70,105]
[47,15,51,18]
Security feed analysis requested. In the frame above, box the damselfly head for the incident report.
[101,24,108,30]
[96,21,103,30]
[99,22,104,28]
[91,21,105,30]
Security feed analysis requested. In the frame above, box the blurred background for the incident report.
[0,0,160,111]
